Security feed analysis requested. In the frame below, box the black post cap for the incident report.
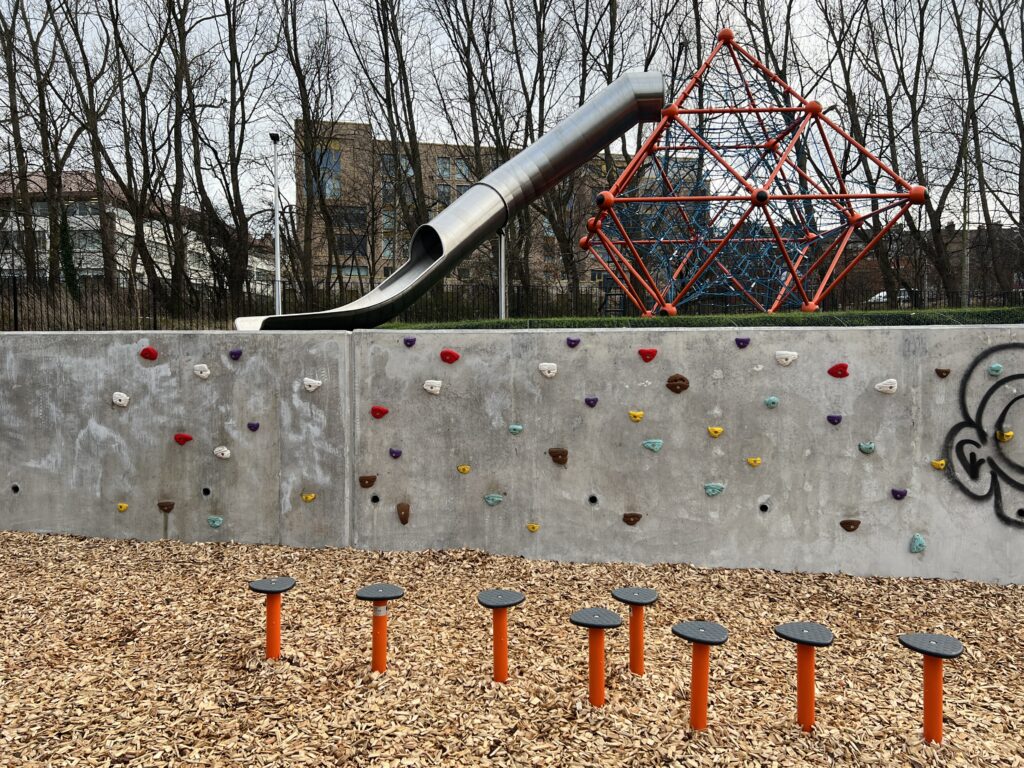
[774,621,834,647]
[356,583,405,601]
[478,589,526,609]
[249,576,296,595]
[570,606,622,629]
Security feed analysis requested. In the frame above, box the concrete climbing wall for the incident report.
[1,326,1022,583]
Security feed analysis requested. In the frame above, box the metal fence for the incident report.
[1,276,1022,331]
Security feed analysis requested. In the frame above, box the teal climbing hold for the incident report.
[508,424,524,435]
[642,439,664,453]
[909,532,926,554]
[207,516,224,529]
[988,362,1004,376]
[704,482,725,497]
[858,441,876,455]
[764,396,780,409]
[484,493,504,507]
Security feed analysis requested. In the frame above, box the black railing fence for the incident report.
[1,275,1022,331]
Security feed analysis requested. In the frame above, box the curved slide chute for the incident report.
[235,72,665,331]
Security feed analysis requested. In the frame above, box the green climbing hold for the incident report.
[764,396,780,409]
[484,493,504,507]
[207,516,223,529]
[858,441,876,455]
[909,532,926,553]
[989,362,1004,376]
[642,439,664,453]
[508,424,524,435]
[704,482,725,497]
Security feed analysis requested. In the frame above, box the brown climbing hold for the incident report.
[359,475,377,488]
[397,502,410,525]
[623,513,642,526]
[839,519,861,532]
[157,501,174,513]
[935,368,951,378]
[548,448,568,465]
[666,374,690,393]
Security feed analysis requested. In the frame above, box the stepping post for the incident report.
[899,632,964,744]
[356,583,405,673]
[569,607,622,707]
[248,576,296,660]
[774,621,834,732]
[611,587,658,675]
[672,621,729,730]
[477,589,526,683]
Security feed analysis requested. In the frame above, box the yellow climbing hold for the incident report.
[997,430,1015,443]
[116,502,128,513]
[746,457,762,467]
[930,459,947,470]
[526,523,540,533]
[457,464,471,474]
[708,426,724,438]
[301,492,317,503]
[628,410,645,423]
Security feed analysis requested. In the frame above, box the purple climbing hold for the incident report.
[827,414,842,426]
[229,348,243,361]
[735,337,750,349]
[566,337,581,348]
[584,396,599,408]
[891,488,908,500]
[403,337,416,348]
[247,422,260,432]
[389,448,402,459]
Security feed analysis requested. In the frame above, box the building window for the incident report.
[312,147,342,199]
[381,154,396,177]
[590,269,603,282]
[383,266,394,277]
[437,183,451,207]
[436,156,450,178]
[456,184,471,197]
[331,265,369,278]
[67,202,100,217]
[336,233,367,257]
[330,205,366,230]
[454,158,470,180]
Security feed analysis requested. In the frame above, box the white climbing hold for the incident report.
[303,377,322,392]
[213,446,231,460]
[111,392,130,408]
[775,351,799,366]
[874,378,898,394]
[193,363,211,379]
[538,362,558,378]
[423,379,443,395]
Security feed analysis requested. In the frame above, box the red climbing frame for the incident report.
[581,28,927,315]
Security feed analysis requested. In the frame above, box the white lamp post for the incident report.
[270,132,282,316]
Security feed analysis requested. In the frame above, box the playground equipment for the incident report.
[774,621,835,731]
[611,586,658,675]
[248,576,296,660]
[356,583,405,673]
[235,72,664,331]
[672,620,729,730]
[569,606,623,707]
[477,589,526,683]
[899,632,964,744]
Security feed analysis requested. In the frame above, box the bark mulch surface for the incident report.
[0,531,1021,767]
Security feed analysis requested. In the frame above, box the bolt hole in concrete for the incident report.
[11,484,19,494]
[202,487,211,497]
[371,494,380,504]
[588,495,599,505]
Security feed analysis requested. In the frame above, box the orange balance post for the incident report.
[611,587,659,675]
[672,621,729,730]
[477,589,526,683]
[356,583,405,673]
[774,621,834,732]
[898,632,964,744]
[248,576,296,660]
[569,607,623,707]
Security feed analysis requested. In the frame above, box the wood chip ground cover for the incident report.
[0,531,1021,766]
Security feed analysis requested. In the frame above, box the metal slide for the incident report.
[235,72,665,331]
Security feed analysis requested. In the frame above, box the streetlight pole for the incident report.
[270,132,282,316]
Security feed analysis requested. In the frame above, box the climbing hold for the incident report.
[623,513,642,526]
[207,516,224,529]
[638,348,657,362]
[302,377,322,392]
[359,475,377,488]
[891,488,908,500]
[666,374,689,393]
[909,533,927,554]
[874,378,898,394]
[746,457,762,467]
[707,426,724,438]
[828,363,849,378]
[735,337,750,349]
[389,448,402,459]
[440,348,460,364]
[139,346,158,361]
[764,395,780,409]
[629,410,645,423]
[397,502,410,525]
[989,362,1004,377]
[116,502,128,513]
[538,362,558,378]
[704,482,725,497]
[301,492,317,503]
[584,396,599,408]
[228,348,243,361]
[483,493,504,507]
[508,423,524,435]
[642,439,664,453]
[935,368,951,378]
[112,392,130,408]
[213,446,231,460]
[566,337,581,348]
[996,429,1015,443]
[193,363,211,379]
[858,442,876,455]
[370,405,389,419]
[423,379,443,395]
[247,422,259,432]
[526,523,540,533]
[403,336,416,348]
[827,414,842,426]
[839,519,861,532]
[457,464,471,474]
[157,501,174,513]
[775,351,798,366]
[930,458,947,470]
[548,448,568,465]
[174,433,193,446]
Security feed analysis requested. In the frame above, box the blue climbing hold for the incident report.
[827,414,842,426]
[704,482,725,497]
[735,337,750,349]
[247,422,259,432]
[508,423,524,435]
[858,441,875,454]
[989,362,1004,376]
[642,439,663,453]
[207,516,224,529]
[566,337,581,348]
[484,493,504,507]
[584,396,599,408]
[909,533,926,553]
[389,448,402,459]
[403,337,416,347]
[764,396,780,409]
[229,348,242,361]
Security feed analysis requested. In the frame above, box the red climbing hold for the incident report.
[173,433,193,445]
[828,363,849,378]
[140,346,158,361]
[370,405,389,419]
[638,348,658,363]
[440,348,460,364]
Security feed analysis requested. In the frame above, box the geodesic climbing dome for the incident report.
[581,29,926,314]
